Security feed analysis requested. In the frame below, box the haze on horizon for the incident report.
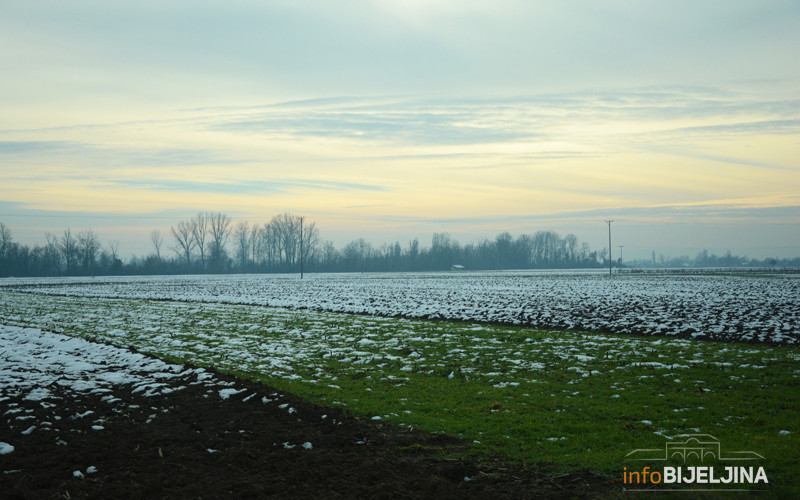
[1,1,798,261]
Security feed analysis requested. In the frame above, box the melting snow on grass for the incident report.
[1,290,795,439]
[0,324,256,462]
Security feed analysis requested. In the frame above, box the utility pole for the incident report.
[618,245,624,266]
[605,220,614,276]
[299,216,304,279]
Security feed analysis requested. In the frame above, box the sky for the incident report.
[1,0,799,260]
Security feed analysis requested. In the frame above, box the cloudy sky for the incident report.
[1,0,798,259]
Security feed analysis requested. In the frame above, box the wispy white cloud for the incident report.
[0,140,250,168]
[636,146,797,172]
[110,179,386,194]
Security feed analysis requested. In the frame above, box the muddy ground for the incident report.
[1,367,617,499]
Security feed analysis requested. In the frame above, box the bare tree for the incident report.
[192,212,208,269]
[0,223,11,275]
[208,212,231,271]
[45,232,63,274]
[0,222,11,259]
[106,240,121,273]
[234,221,250,270]
[249,224,261,267]
[301,220,319,266]
[579,242,591,264]
[321,240,338,267]
[60,228,78,274]
[108,240,120,262]
[531,230,560,267]
[170,220,196,267]
[564,233,578,264]
[264,221,279,268]
[343,238,372,271]
[150,229,163,261]
[77,229,100,275]
[0,222,11,275]
[271,212,300,267]
[261,222,280,269]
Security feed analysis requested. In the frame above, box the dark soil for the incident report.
[1,368,617,499]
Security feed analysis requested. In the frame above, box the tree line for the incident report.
[626,248,800,270]
[0,212,605,277]
[1,214,796,278]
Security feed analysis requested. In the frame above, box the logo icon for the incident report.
[626,434,764,463]
[623,434,768,490]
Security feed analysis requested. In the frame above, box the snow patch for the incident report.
[218,388,246,400]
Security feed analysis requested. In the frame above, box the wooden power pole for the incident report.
[299,216,304,279]
[605,220,614,276]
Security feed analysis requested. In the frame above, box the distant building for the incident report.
[450,264,465,271]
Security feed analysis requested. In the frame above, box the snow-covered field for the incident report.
[3,271,798,344]
[0,325,309,462]
[0,325,213,446]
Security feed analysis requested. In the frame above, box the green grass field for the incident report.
[2,290,797,496]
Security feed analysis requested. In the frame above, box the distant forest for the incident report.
[1,213,798,277]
